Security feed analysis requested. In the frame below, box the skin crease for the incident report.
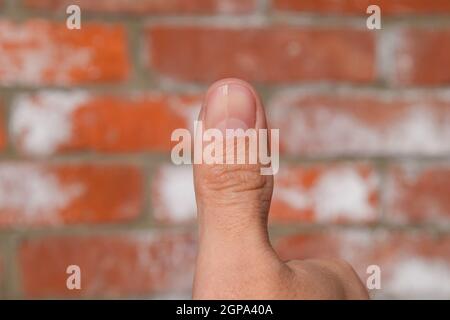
[192,78,369,300]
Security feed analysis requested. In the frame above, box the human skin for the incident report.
[192,78,369,299]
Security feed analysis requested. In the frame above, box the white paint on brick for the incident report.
[338,230,380,263]
[0,165,84,222]
[381,257,450,299]
[0,22,92,85]
[385,164,450,226]
[155,165,196,222]
[274,185,309,210]
[378,28,400,83]
[270,97,450,155]
[387,105,450,154]
[313,167,376,221]
[393,29,418,84]
[135,233,196,294]
[11,91,89,156]
[274,167,377,222]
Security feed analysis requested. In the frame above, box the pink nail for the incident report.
[205,83,256,132]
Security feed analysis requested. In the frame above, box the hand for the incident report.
[192,78,369,299]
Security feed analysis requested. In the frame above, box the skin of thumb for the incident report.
[192,79,283,299]
[193,78,274,237]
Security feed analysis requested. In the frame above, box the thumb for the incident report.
[193,79,281,298]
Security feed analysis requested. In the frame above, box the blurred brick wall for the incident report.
[0,0,449,299]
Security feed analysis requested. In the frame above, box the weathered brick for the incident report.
[275,231,450,299]
[268,92,450,156]
[392,29,450,86]
[19,232,196,298]
[0,2,448,301]
[271,164,379,224]
[275,0,450,15]
[23,0,256,14]
[11,91,201,156]
[0,163,143,227]
[0,20,129,86]
[385,164,450,226]
[151,163,379,224]
[148,26,375,83]
[0,105,6,151]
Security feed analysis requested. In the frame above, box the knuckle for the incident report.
[199,163,268,193]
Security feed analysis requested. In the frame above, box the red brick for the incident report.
[0,20,129,86]
[393,29,450,86]
[0,163,143,227]
[271,164,379,224]
[11,91,201,156]
[0,105,6,151]
[275,0,450,15]
[275,231,450,299]
[19,232,196,298]
[268,92,450,156]
[148,26,375,83]
[151,163,379,225]
[386,164,450,226]
[24,0,255,14]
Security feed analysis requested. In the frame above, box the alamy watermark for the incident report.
[171,121,280,175]
[366,5,382,30]
[66,264,81,290]
[66,5,81,30]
